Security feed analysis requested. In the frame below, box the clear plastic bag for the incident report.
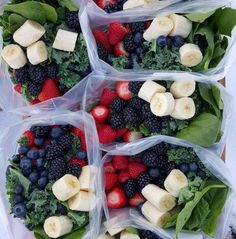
[0,110,102,239]
[81,70,233,156]
[99,135,236,239]
[80,0,236,79]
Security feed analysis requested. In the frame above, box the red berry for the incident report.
[106,187,127,209]
[112,155,129,170]
[129,193,145,207]
[90,105,110,123]
[128,162,146,179]
[71,127,87,150]
[116,128,128,138]
[98,124,116,144]
[118,170,131,184]
[105,172,118,191]
[108,22,127,45]
[114,42,129,57]
[23,130,34,147]
[14,84,22,93]
[104,162,116,173]
[69,156,87,167]
[93,28,110,49]
[123,130,143,142]
[31,99,41,105]
[99,88,117,106]
[97,0,117,8]
[116,81,132,100]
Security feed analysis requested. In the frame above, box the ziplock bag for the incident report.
[0,110,102,239]
[81,70,233,156]
[99,135,236,239]
[80,0,236,78]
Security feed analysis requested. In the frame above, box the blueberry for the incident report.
[38,149,46,158]
[13,203,26,218]
[56,203,67,215]
[41,170,48,177]
[148,168,160,178]
[20,158,32,170]
[12,154,21,164]
[22,168,32,176]
[76,150,87,159]
[135,47,144,56]
[51,139,57,145]
[134,32,143,46]
[36,158,45,168]
[29,171,39,183]
[15,195,24,204]
[166,37,172,47]
[51,127,63,139]
[38,177,48,189]
[79,66,91,77]
[15,184,24,195]
[189,162,198,172]
[157,36,167,47]
[18,145,29,155]
[27,149,39,160]
[197,171,206,179]
[125,58,133,69]
[107,54,115,65]
[34,138,44,147]
[142,44,149,52]
[179,163,189,173]
[172,35,184,47]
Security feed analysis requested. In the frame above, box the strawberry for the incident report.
[22,130,34,147]
[99,88,117,106]
[106,186,127,209]
[114,42,129,57]
[71,127,87,150]
[38,79,61,102]
[90,105,109,123]
[69,156,87,167]
[118,170,131,183]
[105,172,118,191]
[97,124,116,144]
[14,84,22,94]
[31,99,40,105]
[129,193,145,207]
[116,81,132,100]
[93,28,110,49]
[104,162,116,173]
[116,128,128,138]
[108,22,127,45]
[128,162,146,179]
[112,155,129,170]
[97,0,117,8]
[123,130,143,142]
[145,20,152,29]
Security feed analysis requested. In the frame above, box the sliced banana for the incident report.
[171,97,196,120]
[79,165,97,192]
[170,79,196,98]
[138,81,166,103]
[120,231,140,239]
[169,14,192,38]
[164,169,188,197]
[1,44,27,69]
[179,43,203,67]
[68,191,96,211]
[123,0,147,9]
[52,174,80,201]
[43,216,73,238]
[27,41,48,65]
[150,92,175,117]
[13,20,45,47]
[97,233,114,239]
[143,17,174,42]
[53,29,78,52]
[141,201,170,228]
[142,184,176,212]
[104,219,125,236]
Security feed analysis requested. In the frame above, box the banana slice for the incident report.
[97,233,114,239]
[79,165,97,192]
[53,29,78,52]
[142,184,176,212]
[138,81,166,103]
[52,174,80,201]
[120,231,140,239]
[13,20,45,47]
[171,97,196,120]
[150,92,175,117]
[27,41,48,65]
[123,0,147,9]
[104,219,125,236]
[141,201,170,228]
[44,216,73,238]
[1,44,27,69]
[179,43,203,67]
[164,169,188,197]
[143,17,174,42]
[169,14,192,38]
[170,79,196,98]
[68,191,96,211]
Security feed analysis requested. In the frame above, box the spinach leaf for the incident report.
[34,226,49,239]
[40,3,58,23]
[175,113,221,147]
[125,227,139,234]
[211,84,224,110]
[57,0,79,11]
[185,10,216,23]
[61,228,85,239]
[164,214,178,228]
[8,13,26,32]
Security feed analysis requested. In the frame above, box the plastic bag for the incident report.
[0,110,102,239]
[80,0,236,79]
[99,135,236,239]
[81,70,232,156]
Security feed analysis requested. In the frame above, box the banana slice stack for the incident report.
[138,79,196,120]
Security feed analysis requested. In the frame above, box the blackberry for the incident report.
[123,33,136,53]
[149,142,167,156]
[47,63,58,79]
[59,84,70,95]
[104,3,122,13]
[130,22,146,33]
[58,134,73,151]
[97,43,108,61]
[128,97,145,110]
[142,104,154,119]
[15,65,29,84]
[28,65,47,84]
[48,158,67,180]
[123,107,140,124]
[110,113,125,129]
[46,144,64,161]
[128,81,143,95]
[67,164,82,177]
[65,11,81,33]
[156,155,167,169]
[28,82,42,97]
[165,162,176,174]
[110,98,126,112]
[30,126,51,138]
[142,151,157,167]
[138,229,162,239]
[123,179,138,198]
[154,175,166,189]
[137,172,152,190]
[143,117,162,133]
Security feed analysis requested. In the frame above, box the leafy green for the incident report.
[125,227,139,235]
[8,13,26,32]
[185,10,216,23]
[34,226,49,239]
[211,84,224,110]
[65,133,81,161]
[40,3,58,23]
[164,214,178,228]
[112,56,128,70]
[17,136,29,146]
[67,211,89,230]
[57,0,79,11]
[175,113,221,147]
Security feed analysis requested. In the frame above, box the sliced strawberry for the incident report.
[97,124,116,144]
[69,156,87,167]
[112,155,129,170]
[116,128,128,138]
[108,22,127,45]
[105,172,118,191]
[116,81,132,100]
[93,28,110,50]
[129,193,145,207]
[123,130,143,142]
[71,127,87,150]
[97,0,117,8]
[118,170,131,184]
[23,130,34,147]
[106,187,127,209]
[31,99,41,105]
[99,88,117,106]
[114,42,129,57]
[104,162,116,173]
[128,162,146,179]
[14,84,22,94]
[90,105,109,123]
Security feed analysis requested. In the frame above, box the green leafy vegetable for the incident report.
[164,214,178,228]
[65,133,81,161]
[112,56,128,70]
[185,10,216,23]
[40,3,58,23]
[57,0,79,11]
[61,228,85,239]
[211,84,224,110]
[125,227,139,235]
[8,13,26,32]
[67,211,89,230]
[17,136,29,146]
